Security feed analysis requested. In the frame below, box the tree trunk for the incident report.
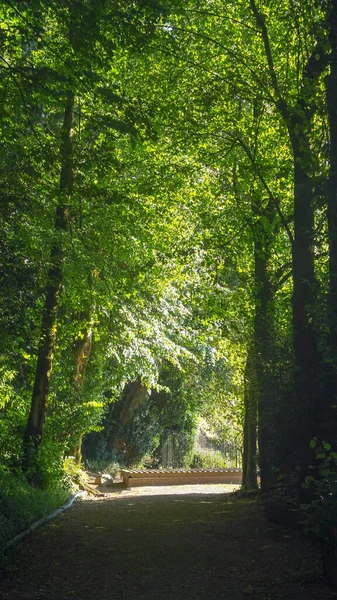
[318,0,337,460]
[242,199,275,493]
[250,0,329,498]
[69,317,93,465]
[327,0,337,366]
[254,208,275,493]
[106,378,148,457]
[23,91,74,483]
[242,346,258,492]
[290,133,322,481]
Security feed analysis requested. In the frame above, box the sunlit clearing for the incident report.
[99,484,240,499]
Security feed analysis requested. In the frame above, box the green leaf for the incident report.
[320,469,332,478]
[304,476,316,484]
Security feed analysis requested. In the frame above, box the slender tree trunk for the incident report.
[250,0,329,499]
[320,0,337,458]
[69,316,93,465]
[290,132,321,468]
[327,0,337,365]
[254,210,275,493]
[242,346,258,492]
[23,91,74,482]
[291,145,317,388]
[242,201,275,493]
[106,378,148,457]
[72,311,93,392]
[285,128,326,496]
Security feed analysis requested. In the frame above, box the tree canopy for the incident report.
[1,1,337,558]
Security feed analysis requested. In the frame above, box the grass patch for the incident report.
[0,467,69,558]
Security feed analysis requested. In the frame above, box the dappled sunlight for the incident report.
[126,484,238,497]
[1,1,337,595]
[85,483,240,502]
[2,488,335,600]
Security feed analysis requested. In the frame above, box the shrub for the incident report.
[84,459,121,478]
[0,467,69,560]
[190,450,230,469]
[81,436,121,476]
[300,440,337,539]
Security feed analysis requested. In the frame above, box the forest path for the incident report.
[1,485,336,600]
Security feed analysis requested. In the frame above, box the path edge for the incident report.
[4,490,87,551]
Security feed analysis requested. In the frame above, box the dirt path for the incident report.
[1,484,336,600]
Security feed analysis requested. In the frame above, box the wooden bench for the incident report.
[120,468,242,488]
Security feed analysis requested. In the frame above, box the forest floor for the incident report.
[0,482,337,600]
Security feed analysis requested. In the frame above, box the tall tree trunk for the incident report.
[320,0,337,454]
[242,199,275,493]
[242,346,258,492]
[254,207,275,494]
[289,131,322,482]
[250,0,329,497]
[327,0,337,367]
[23,91,74,483]
[106,378,148,457]
[69,315,93,465]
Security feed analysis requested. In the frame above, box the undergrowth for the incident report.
[190,449,231,469]
[84,458,121,477]
[0,466,69,563]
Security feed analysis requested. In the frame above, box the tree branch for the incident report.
[274,261,292,281]
[275,270,292,290]
[235,136,294,244]
[249,2,280,95]
[298,41,330,117]
[249,0,288,118]
[155,23,275,103]
[180,9,260,33]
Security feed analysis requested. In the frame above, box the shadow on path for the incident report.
[1,486,336,600]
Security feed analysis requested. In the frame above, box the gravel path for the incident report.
[1,484,336,600]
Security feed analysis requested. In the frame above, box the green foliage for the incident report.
[300,441,337,539]
[190,450,232,470]
[84,459,121,478]
[0,467,69,558]
[82,437,121,475]
[0,3,335,573]
[62,457,84,492]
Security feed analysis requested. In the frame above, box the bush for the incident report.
[190,450,230,469]
[81,436,121,476]
[84,459,121,477]
[0,467,69,560]
[300,440,337,539]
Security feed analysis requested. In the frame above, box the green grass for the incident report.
[0,467,69,557]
